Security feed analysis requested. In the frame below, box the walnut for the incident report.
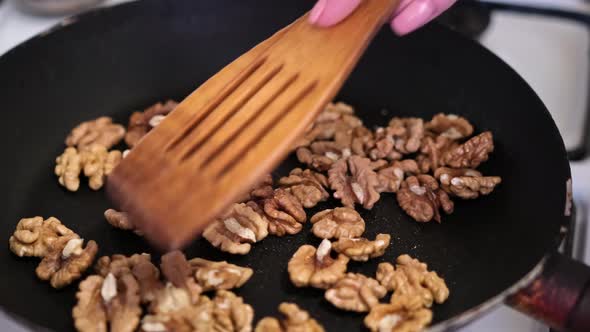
[388,118,424,154]
[364,297,432,332]
[211,290,254,332]
[278,168,329,208]
[203,203,269,254]
[328,156,380,209]
[434,167,502,199]
[140,295,213,332]
[255,302,325,332]
[375,160,419,193]
[160,251,203,303]
[247,174,275,201]
[36,235,98,288]
[376,255,449,308]
[295,102,362,148]
[80,144,122,190]
[325,273,387,312]
[396,175,454,223]
[9,216,75,257]
[415,134,457,173]
[55,147,82,191]
[287,239,349,289]
[96,254,163,304]
[442,131,494,169]
[332,233,391,262]
[310,207,365,239]
[73,272,142,332]
[296,147,335,172]
[125,100,178,147]
[188,257,253,291]
[255,188,306,236]
[104,209,143,235]
[66,116,125,150]
[425,113,473,140]
[368,127,402,161]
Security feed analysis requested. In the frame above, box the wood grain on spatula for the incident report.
[107,0,401,250]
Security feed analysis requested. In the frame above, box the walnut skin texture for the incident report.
[9,216,75,258]
[203,203,269,254]
[325,273,387,312]
[189,257,253,292]
[288,239,349,289]
[376,255,449,308]
[332,233,391,262]
[36,235,98,288]
[396,175,454,223]
[328,156,380,209]
[66,116,125,150]
[310,207,365,239]
[255,302,325,332]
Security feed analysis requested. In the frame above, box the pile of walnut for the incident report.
[55,100,177,192]
[70,250,325,332]
[9,216,98,289]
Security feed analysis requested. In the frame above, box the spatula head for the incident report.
[107,0,400,250]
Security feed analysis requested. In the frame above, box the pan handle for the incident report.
[506,252,590,332]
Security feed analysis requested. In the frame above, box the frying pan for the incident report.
[0,0,588,331]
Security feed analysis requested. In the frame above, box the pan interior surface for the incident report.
[0,0,570,331]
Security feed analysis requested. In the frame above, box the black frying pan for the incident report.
[0,0,588,331]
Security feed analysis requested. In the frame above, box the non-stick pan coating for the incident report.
[0,0,571,331]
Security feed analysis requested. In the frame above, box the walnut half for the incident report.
[376,255,449,308]
[434,167,501,199]
[325,273,387,312]
[332,233,391,262]
[364,296,432,332]
[9,216,75,258]
[288,239,349,289]
[328,156,381,209]
[255,302,325,332]
[66,116,125,150]
[36,235,98,288]
[310,207,365,240]
[188,257,253,292]
[396,175,454,223]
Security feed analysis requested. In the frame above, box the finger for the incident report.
[309,0,363,27]
[390,0,457,36]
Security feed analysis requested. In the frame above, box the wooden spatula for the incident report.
[107,0,401,250]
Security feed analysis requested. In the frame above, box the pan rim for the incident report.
[0,0,573,330]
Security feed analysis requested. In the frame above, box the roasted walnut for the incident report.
[364,296,432,332]
[287,239,349,289]
[104,209,143,235]
[211,290,254,332]
[332,233,391,262]
[255,302,325,332]
[415,134,457,173]
[55,147,82,191]
[325,273,387,312]
[425,113,473,140]
[368,127,402,161]
[125,100,177,147]
[376,255,449,308]
[375,160,419,193]
[396,175,454,223]
[9,216,75,257]
[256,188,307,236]
[141,294,214,332]
[80,144,122,190]
[278,168,329,208]
[329,156,380,209]
[296,147,336,172]
[96,254,162,304]
[203,203,269,255]
[245,174,275,201]
[434,167,502,199]
[36,235,98,288]
[188,257,253,291]
[387,117,424,154]
[295,102,362,148]
[442,131,494,169]
[310,207,365,239]
[66,116,125,150]
[73,272,142,332]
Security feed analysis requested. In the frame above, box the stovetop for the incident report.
[1,0,589,331]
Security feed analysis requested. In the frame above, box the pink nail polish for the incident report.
[309,0,328,24]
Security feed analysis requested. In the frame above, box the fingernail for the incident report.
[391,0,436,36]
[309,0,328,24]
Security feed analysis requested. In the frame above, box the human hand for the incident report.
[309,0,457,36]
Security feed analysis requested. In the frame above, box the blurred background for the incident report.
[1,0,589,331]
